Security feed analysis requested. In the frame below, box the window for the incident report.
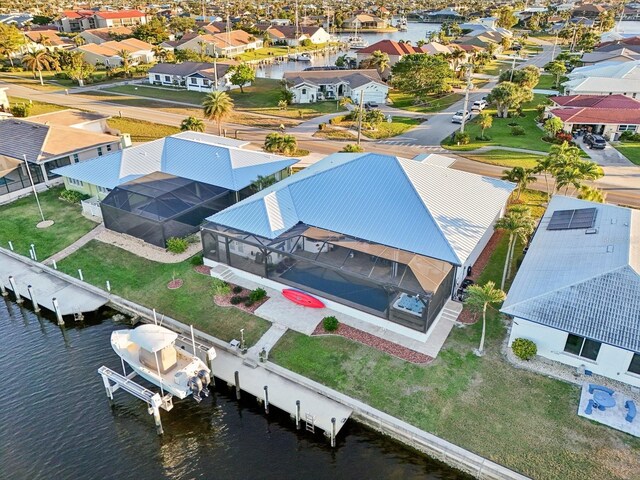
[203,79,210,86]
[72,154,79,163]
[106,144,112,152]
[618,125,637,132]
[97,186,110,194]
[154,74,161,81]
[302,88,307,94]
[164,75,171,82]
[190,77,197,85]
[629,354,640,375]
[564,334,601,361]
[69,178,84,187]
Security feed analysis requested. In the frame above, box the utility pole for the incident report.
[460,65,473,134]
[22,154,47,224]
[214,52,218,91]
[509,54,517,82]
[357,91,364,145]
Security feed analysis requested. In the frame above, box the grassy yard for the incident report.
[107,117,180,142]
[536,74,567,91]
[443,94,551,152]
[458,149,544,169]
[331,115,421,139]
[312,127,357,141]
[0,186,97,260]
[613,141,640,166]
[270,189,640,480]
[236,43,337,62]
[57,240,271,346]
[8,96,68,116]
[388,91,463,113]
[0,71,66,91]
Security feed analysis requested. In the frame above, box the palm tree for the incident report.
[21,49,57,85]
[368,50,390,75]
[264,132,283,153]
[202,91,234,135]
[465,281,506,356]
[478,111,493,140]
[447,48,466,78]
[280,134,297,155]
[534,155,555,202]
[36,34,52,48]
[152,45,168,62]
[486,42,498,57]
[494,206,535,290]
[502,167,537,201]
[73,35,86,47]
[577,185,606,203]
[118,49,132,76]
[180,116,205,132]
[339,97,352,108]
[250,175,277,193]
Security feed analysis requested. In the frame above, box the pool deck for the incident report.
[578,383,640,437]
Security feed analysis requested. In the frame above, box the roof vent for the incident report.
[606,245,614,253]
[611,218,617,224]
[585,228,598,235]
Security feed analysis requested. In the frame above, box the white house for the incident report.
[282,69,388,104]
[148,61,238,91]
[175,31,262,58]
[563,61,640,97]
[503,196,640,388]
[76,38,155,66]
[265,26,331,46]
[57,10,147,32]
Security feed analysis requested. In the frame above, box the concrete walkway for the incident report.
[45,224,104,264]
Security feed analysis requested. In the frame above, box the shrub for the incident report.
[166,236,189,254]
[322,316,339,332]
[318,123,326,130]
[620,131,640,142]
[190,254,203,266]
[10,103,30,117]
[511,126,526,136]
[244,300,255,307]
[512,338,537,360]
[341,143,364,153]
[249,287,267,302]
[54,71,70,80]
[475,135,492,141]
[59,189,89,204]
[232,285,243,294]
[211,278,230,296]
[230,295,242,305]
[508,121,520,127]
[452,132,470,145]
[555,132,573,144]
[329,115,345,125]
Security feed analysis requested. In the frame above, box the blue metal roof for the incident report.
[207,153,515,265]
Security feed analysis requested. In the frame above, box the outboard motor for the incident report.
[198,369,211,397]
[188,375,204,403]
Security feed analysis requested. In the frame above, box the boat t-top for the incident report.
[111,324,214,402]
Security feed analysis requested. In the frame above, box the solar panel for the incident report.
[547,208,597,230]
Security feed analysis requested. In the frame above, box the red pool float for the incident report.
[282,289,325,308]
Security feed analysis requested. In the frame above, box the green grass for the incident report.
[0,71,66,91]
[57,241,271,346]
[535,74,567,91]
[0,186,97,260]
[363,116,421,139]
[313,128,357,140]
[459,149,544,169]
[106,85,207,104]
[8,96,68,116]
[107,117,180,142]
[613,141,640,166]
[236,42,338,62]
[443,94,551,152]
[270,189,640,480]
[388,91,463,113]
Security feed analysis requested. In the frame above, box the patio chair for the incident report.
[588,384,614,396]
[584,399,594,415]
[625,400,637,423]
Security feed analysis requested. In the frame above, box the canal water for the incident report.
[0,298,470,480]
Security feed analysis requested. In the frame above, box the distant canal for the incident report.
[0,298,471,480]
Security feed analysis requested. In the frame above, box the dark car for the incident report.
[364,101,379,110]
[584,134,606,149]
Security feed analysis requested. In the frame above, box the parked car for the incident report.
[451,110,470,124]
[584,134,606,149]
[471,99,487,111]
[364,101,379,110]
[317,91,325,101]
[325,91,336,100]
[512,44,522,51]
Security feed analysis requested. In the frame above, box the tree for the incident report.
[486,82,531,118]
[577,185,606,203]
[152,45,169,62]
[502,166,537,201]
[597,10,616,32]
[228,63,255,93]
[342,144,364,152]
[279,134,297,155]
[118,50,132,76]
[360,50,390,76]
[66,51,95,86]
[493,6,518,29]
[544,60,566,88]
[169,16,196,35]
[543,117,564,138]
[577,31,599,52]
[202,91,234,135]
[21,49,58,85]
[132,17,169,44]
[534,155,555,201]
[36,34,52,48]
[500,36,512,51]
[363,109,385,130]
[478,111,493,139]
[494,206,535,290]
[180,116,205,132]
[0,24,25,67]
[264,133,297,155]
[465,281,506,356]
[391,54,453,100]
[500,65,540,89]
[250,175,277,193]
[486,42,498,57]
[335,54,348,68]
[73,35,86,47]
[446,48,466,78]
[550,144,603,195]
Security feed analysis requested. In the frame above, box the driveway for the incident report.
[579,140,640,195]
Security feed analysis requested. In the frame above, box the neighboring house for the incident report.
[51,132,298,246]
[595,36,640,54]
[148,61,238,91]
[580,48,640,66]
[503,196,640,389]
[342,14,388,30]
[21,30,71,53]
[356,40,427,72]
[76,38,155,66]
[79,26,133,45]
[175,30,262,57]
[424,8,464,23]
[283,69,388,104]
[265,26,331,46]
[0,115,121,203]
[563,61,640,97]
[0,13,34,27]
[571,4,605,18]
[547,94,640,140]
[56,10,147,32]
[201,152,514,333]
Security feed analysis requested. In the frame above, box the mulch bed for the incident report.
[213,284,269,314]
[167,279,184,289]
[312,322,433,364]
[194,265,212,275]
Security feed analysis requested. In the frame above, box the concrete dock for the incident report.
[0,250,107,315]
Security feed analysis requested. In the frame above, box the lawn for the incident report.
[443,94,551,152]
[236,42,338,62]
[388,91,463,113]
[613,141,640,166]
[536,74,567,91]
[8,96,68,116]
[0,71,66,91]
[458,149,544,169]
[331,115,421,139]
[312,127,357,141]
[0,186,97,260]
[269,189,640,480]
[57,240,271,346]
[107,117,180,142]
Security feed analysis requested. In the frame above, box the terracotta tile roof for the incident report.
[62,10,94,19]
[549,94,640,109]
[94,10,146,19]
[551,107,640,125]
[357,40,423,56]
[24,30,68,46]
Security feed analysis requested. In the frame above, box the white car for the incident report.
[471,99,487,111]
[451,110,470,124]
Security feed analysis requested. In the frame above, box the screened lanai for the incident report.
[202,223,455,332]
[102,172,233,247]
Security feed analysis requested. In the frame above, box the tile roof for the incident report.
[27,109,109,127]
[283,69,384,88]
[266,25,323,39]
[501,196,640,353]
[94,10,146,19]
[81,26,133,42]
[551,107,640,125]
[549,94,640,109]
[24,30,68,46]
[357,39,425,56]
[206,152,514,265]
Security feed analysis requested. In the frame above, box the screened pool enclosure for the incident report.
[102,172,233,247]
[202,223,455,332]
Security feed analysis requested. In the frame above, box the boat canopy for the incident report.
[130,324,178,353]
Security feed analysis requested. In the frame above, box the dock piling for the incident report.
[263,386,269,414]
[296,400,301,429]
[8,276,22,303]
[0,282,7,296]
[27,284,40,312]
[331,418,336,447]
[52,297,64,325]
[234,371,241,399]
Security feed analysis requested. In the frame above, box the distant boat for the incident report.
[289,52,313,62]
[346,36,368,48]
[397,16,408,31]
[111,324,213,402]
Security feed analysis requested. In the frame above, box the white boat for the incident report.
[289,52,313,62]
[347,36,368,48]
[397,17,408,31]
[111,324,214,402]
